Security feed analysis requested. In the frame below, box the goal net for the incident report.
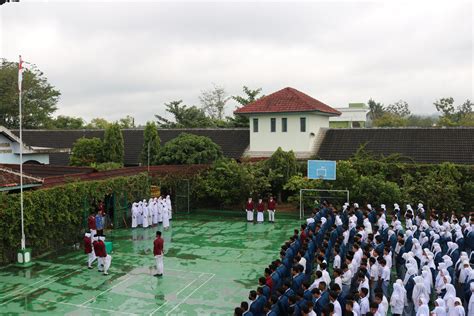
[299,189,349,219]
[174,179,190,215]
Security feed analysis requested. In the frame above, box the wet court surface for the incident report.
[0,212,300,315]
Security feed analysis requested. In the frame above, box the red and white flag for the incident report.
[18,55,24,92]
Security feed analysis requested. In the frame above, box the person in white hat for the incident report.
[83,232,96,269]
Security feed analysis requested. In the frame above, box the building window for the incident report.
[270,118,276,132]
[282,118,287,132]
[300,117,306,132]
[253,118,259,133]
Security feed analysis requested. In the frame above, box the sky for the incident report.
[1,0,473,125]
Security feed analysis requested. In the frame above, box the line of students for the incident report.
[131,195,172,230]
[235,201,474,316]
[246,197,277,223]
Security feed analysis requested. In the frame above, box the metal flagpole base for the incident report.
[17,247,33,267]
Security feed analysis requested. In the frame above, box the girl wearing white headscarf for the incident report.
[147,200,153,227]
[152,199,159,226]
[142,201,149,228]
[131,202,139,228]
[157,196,163,223]
[166,195,172,220]
[421,266,432,296]
[137,201,144,226]
[412,276,429,313]
[416,297,429,316]
[431,298,447,316]
[451,298,465,316]
[443,283,456,315]
[161,197,170,230]
[390,279,406,316]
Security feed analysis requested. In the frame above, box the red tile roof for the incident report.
[0,167,43,189]
[234,87,341,115]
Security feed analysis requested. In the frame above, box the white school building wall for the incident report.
[247,112,330,158]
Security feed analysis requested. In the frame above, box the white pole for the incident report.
[19,68,25,250]
[299,189,302,220]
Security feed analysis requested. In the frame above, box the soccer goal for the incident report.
[299,189,350,219]
[174,179,190,214]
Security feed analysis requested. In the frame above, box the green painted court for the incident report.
[0,211,300,315]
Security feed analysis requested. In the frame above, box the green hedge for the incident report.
[0,173,150,265]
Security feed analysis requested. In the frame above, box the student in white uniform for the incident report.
[157,196,163,223]
[161,196,170,230]
[142,201,149,228]
[166,195,172,220]
[152,198,159,226]
[137,201,143,226]
[147,199,153,227]
[131,202,139,228]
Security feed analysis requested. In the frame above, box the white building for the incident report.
[234,87,341,158]
[329,103,370,128]
[0,126,66,165]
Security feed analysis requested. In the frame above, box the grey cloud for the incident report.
[1,1,472,124]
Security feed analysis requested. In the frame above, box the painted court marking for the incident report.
[35,297,138,316]
[175,273,203,296]
[163,273,216,316]
[0,269,69,300]
[0,267,83,307]
[80,275,133,306]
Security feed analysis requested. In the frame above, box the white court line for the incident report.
[35,297,138,316]
[0,267,83,306]
[0,269,69,300]
[175,273,203,296]
[164,273,216,316]
[148,301,168,315]
[79,275,133,306]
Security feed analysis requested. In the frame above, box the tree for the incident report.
[199,84,229,120]
[227,86,264,127]
[264,147,298,202]
[0,59,60,128]
[434,97,474,126]
[69,137,103,166]
[386,100,411,117]
[156,133,222,165]
[48,115,85,129]
[86,118,110,129]
[140,122,161,165]
[373,113,407,127]
[118,115,135,128]
[155,100,215,128]
[102,123,124,164]
[367,99,385,121]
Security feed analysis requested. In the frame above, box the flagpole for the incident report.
[19,55,25,250]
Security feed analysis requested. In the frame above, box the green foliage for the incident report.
[264,148,298,201]
[86,118,111,129]
[156,133,222,165]
[434,97,474,126]
[47,115,85,129]
[118,115,135,128]
[91,162,123,171]
[102,123,124,164]
[199,159,270,207]
[386,100,411,117]
[70,137,103,166]
[0,59,60,128]
[351,175,402,206]
[0,173,150,264]
[367,98,385,121]
[155,100,216,128]
[227,86,264,127]
[140,122,161,165]
[373,113,407,127]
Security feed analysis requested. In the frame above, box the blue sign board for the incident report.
[307,160,336,180]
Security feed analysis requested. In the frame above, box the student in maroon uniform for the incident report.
[88,212,97,238]
[153,231,164,277]
[93,236,111,275]
[257,198,265,223]
[245,198,254,222]
[84,232,96,269]
[267,196,276,223]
